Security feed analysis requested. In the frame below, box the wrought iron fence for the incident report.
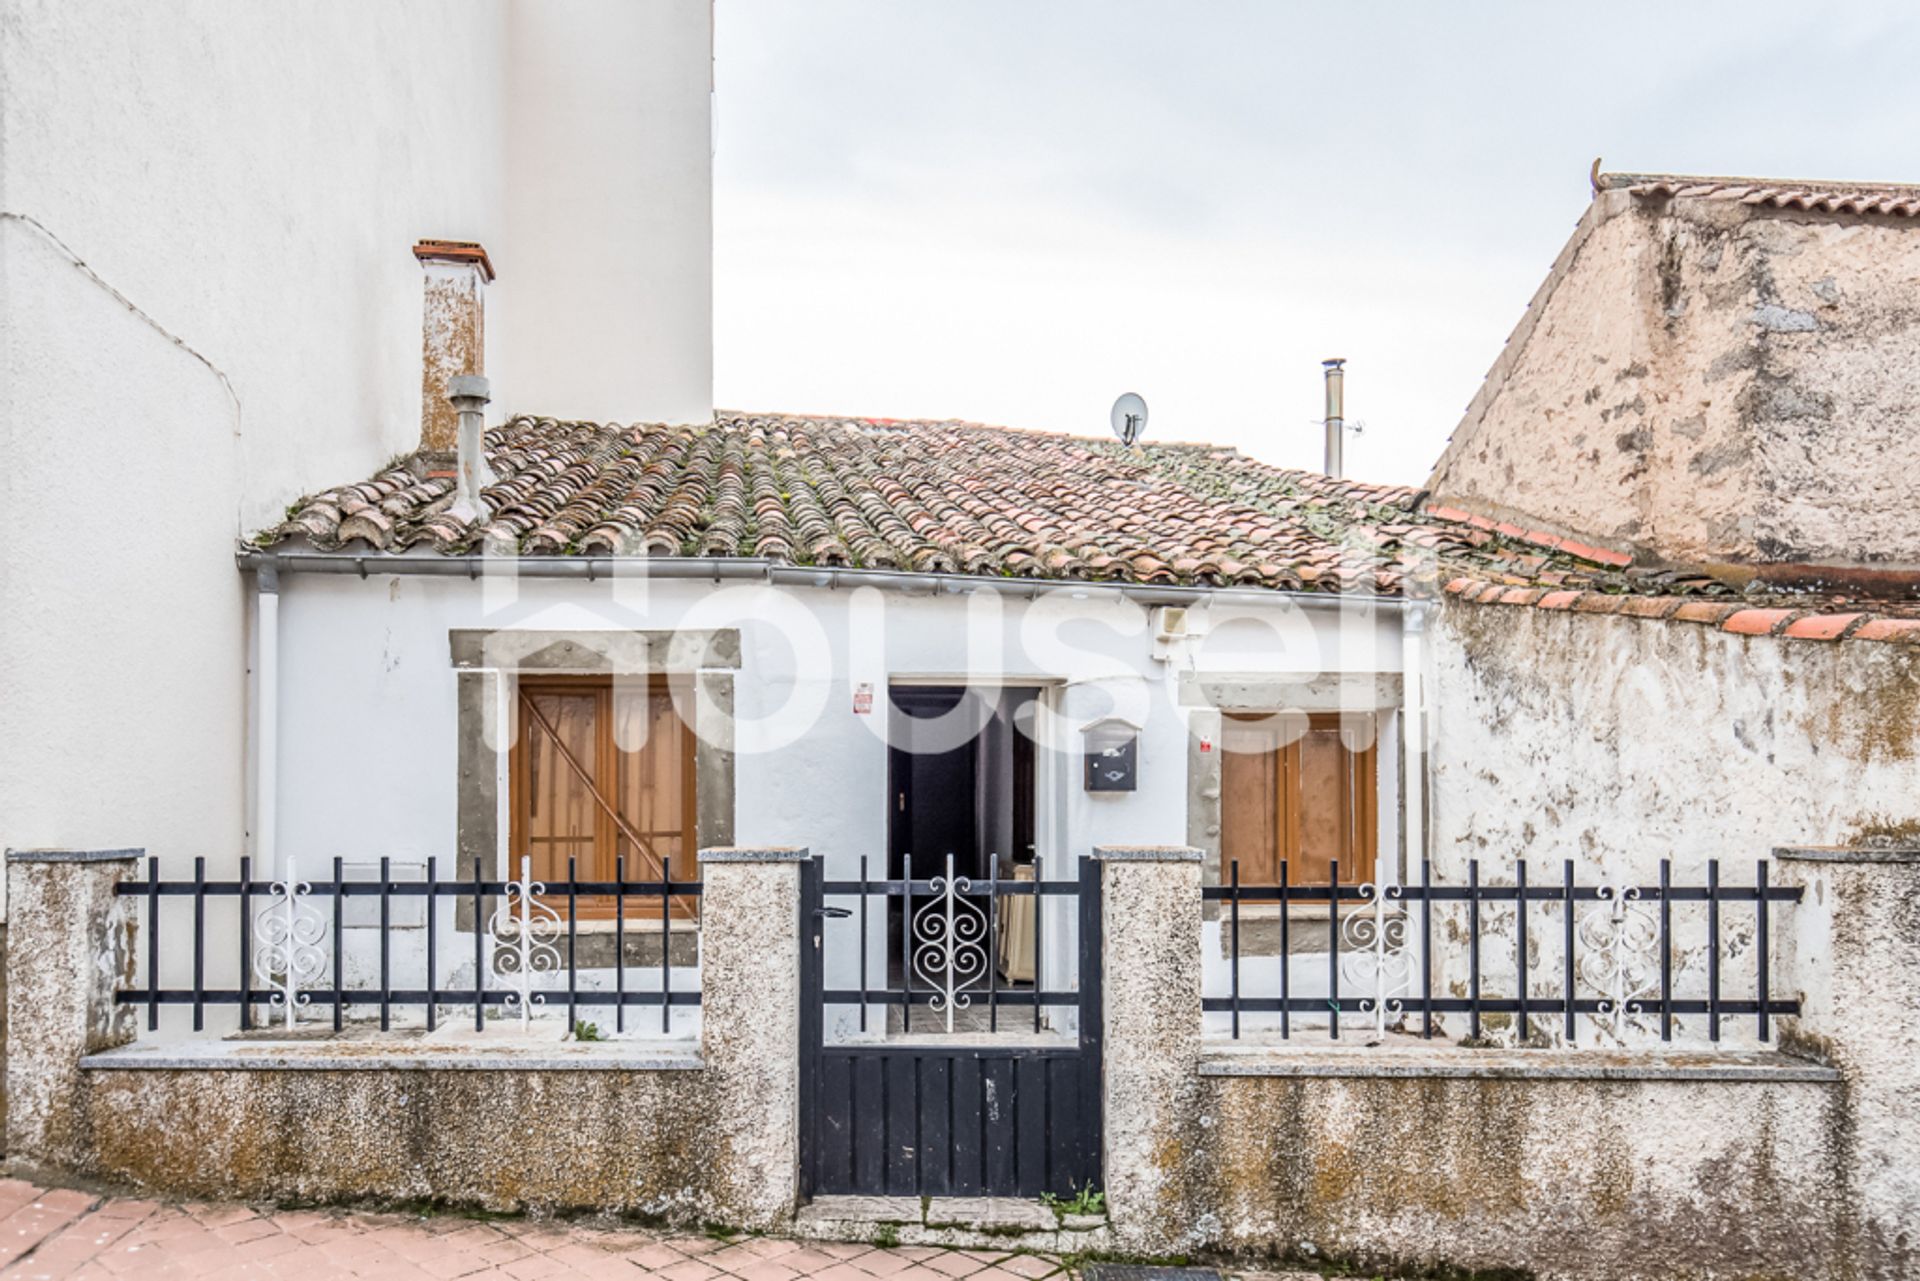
[116,855,701,1036]
[1204,857,1802,1044]
[818,852,1087,1035]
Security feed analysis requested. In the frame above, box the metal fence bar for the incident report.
[857,854,869,1034]
[330,856,344,1032]
[1659,858,1673,1041]
[191,857,207,1032]
[378,856,392,1031]
[1279,859,1291,1040]
[1327,859,1341,1041]
[425,855,438,1033]
[1514,859,1529,1042]
[901,852,913,1035]
[1418,858,1431,1040]
[1708,857,1722,1042]
[614,855,627,1034]
[659,858,671,1035]
[1229,859,1241,1040]
[987,853,999,1034]
[472,860,485,1032]
[567,855,579,1035]
[1202,856,1801,1046]
[1756,859,1770,1042]
[239,855,253,1033]
[1561,859,1575,1042]
[1468,858,1481,1041]
[147,858,161,1032]
[1031,853,1043,1034]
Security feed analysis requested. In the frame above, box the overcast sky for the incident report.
[713,2,1920,484]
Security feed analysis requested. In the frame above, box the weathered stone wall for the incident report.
[1099,834,1920,1280]
[1430,603,1920,879]
[4,851,138,1169]
[1427,189,1920,569]
[1426,602,1920,1047]
[10,849,802,1229]
[1195,1064,1852,1281]
[78,1065,727,1218]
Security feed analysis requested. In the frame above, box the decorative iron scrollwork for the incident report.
[252,857,328,1030]
[1578,884,1660,1041]
[487,855,564,1031]
[1340,883,1414,1037]
[912,853,990,1032]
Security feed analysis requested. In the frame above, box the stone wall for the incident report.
[1195,1062,1847,1281]
[1097,845,1920,1280]
[1427,188,1920,570]
[5,848,803,1229]
[1424,602,1920,1050]
[1429,602,1920,879]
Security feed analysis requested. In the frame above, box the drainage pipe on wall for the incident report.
[1400,601,1429,878]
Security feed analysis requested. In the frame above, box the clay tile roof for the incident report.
[260,411,1639,595]
[1595,170,1920,220]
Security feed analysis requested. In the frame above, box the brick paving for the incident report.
[0,1180,1072,1281]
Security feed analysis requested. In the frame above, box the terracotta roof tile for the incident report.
[263,411,1624,596]
[1598,171,1920,220]
[259,410,1919,645]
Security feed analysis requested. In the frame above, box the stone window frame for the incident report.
[451,628,738,932]
[1181,672,1404,897]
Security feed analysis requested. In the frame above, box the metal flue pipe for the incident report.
[1323,357,1347,478]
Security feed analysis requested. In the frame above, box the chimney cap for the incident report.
[413,239,495,283]
[447,374,491,407]
[1322,357,1346,369]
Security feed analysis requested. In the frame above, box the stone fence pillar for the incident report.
[1775,844,1920,1279]
[1093,845,1205,1256]
[4,849,140,1169]
[697,847,806,1228]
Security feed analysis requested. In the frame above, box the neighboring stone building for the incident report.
[1422,172,1920,1049]
[1429,170,1920,577]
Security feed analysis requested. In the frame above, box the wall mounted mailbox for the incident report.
[1081,716,1141,792]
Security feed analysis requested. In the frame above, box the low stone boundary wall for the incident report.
[1196,1053,1842,1280]
[9,845,1918,1280]
[5,847,807,1230]
[78,1055,722,1218]
[1098,847,1920,1281]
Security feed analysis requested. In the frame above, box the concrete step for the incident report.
[792,1194,1109,1252]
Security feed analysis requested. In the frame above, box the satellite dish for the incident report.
[1110,392,1148,447]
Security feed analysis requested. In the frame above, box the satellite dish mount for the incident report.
[1110,392,1149,448]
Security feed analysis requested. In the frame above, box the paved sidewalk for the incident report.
[0,1179,1072,1281]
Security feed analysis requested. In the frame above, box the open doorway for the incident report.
[886,685,1038,884]
[883,684,1042,1031]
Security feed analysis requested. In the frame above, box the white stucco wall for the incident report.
[236,573,1403,1038]
[0,1,713,916]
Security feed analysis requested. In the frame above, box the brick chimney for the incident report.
[412,239,494,470]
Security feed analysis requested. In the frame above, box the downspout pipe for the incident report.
[232,548,1410,614]
[254,554,281,877]
[1400,599,1429,879]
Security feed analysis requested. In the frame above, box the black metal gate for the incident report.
[798,855,1103,1199]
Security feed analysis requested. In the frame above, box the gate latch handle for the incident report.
[813,906,852,919]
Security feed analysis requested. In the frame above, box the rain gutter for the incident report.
[235,547,1412,612]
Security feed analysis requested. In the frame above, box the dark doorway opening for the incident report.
[886,684,1039,887]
